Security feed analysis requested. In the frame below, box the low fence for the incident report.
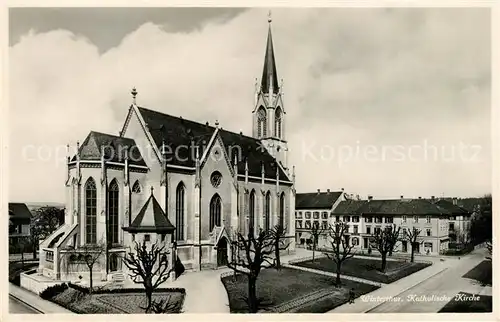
[20,271,66,295]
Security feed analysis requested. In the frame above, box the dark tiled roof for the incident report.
[137,107,289,181]
[295,191,343,209]
[9,203,32,219]
[260,25,279,94]
[433,199,470,215]
[125,193,175,233]
[333,199,452,216]
[456,198,484,213]
[71,131,146,166]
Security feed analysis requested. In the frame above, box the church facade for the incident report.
[37,19,296,284]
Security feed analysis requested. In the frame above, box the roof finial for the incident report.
[215,119,220,128]
[131,87,138,105]
[268,10,272,23]
[151,186,154,195]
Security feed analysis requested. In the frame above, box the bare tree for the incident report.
[227,229,276,313]
[324,222,356,286]
[400,227,423,263]
[123,241,174,313]
[63,240,106,295]
[29,206,65,259]
[269,224,290,270]
[370,225,401,272]
[310,221,324,262]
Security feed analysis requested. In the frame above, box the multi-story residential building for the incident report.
[331,196,461,256]
[433,198,472,246]
[294,189,344,248]
[9,203,33,253]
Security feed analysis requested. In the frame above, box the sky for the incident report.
[8,7,491,203]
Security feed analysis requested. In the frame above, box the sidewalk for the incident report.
[329,259,450,313]
[283,264,383,287]
[9,284,73,314]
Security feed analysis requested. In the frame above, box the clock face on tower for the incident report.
[210,171,222,188]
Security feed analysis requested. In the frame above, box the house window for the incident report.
[414,216,418,223]
[449,222,455,231]
[296,211,303,219]
[45,250,54,262]
[365,216,373,223]
[108,179,119,245]
[375,227,381,234]
[313,220,319,229]
[352,237,359,246]
[352,216,360,223]
[426,229,431,237]
[335,215,340,222]
[296,220,302,229]
[175,182,185,241]
[402,215,407,223]
[353,225,358,234]
[343,216,350,222]
[85,177,97,244]
[322,212,328,219]
[305,221,311,229]
[305,212,311,219]
[402,228,407,237]
[132,234,135,242]
[366,226,371,234]
[313,212,320,219]
[386,217,393,224]
[375,216,383,223]
[322,221,328,230]
[144,234,151,242]
[426,216,431,224]
[161,234,166,242]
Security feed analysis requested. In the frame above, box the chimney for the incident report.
[453,197,458,205]
[368,195,373,201]
[418,196,422,199]
[400,195,404,200]
[205,121,209,126]
[327,189,330,194]
[341,188,344,192]
[431,196,435,201]
[317,189,320,194]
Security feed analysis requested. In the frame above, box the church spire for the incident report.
[261,11,279,94]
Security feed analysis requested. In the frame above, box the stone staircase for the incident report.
[110,272,126,287]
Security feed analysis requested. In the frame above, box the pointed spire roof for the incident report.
[124,189,176,233]
[261,17,279,94]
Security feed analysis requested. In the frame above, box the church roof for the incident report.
[295,191,343,210]
[260,24,279,94]
[137,107,290,181]
[124,190,176,233]
[71,131,147,166]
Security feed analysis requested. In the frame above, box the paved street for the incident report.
[9,295,41,314]
[366,248,491,313]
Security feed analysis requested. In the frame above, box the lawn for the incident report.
[462,260,492,286]
[48,286,185,314]
[439,292,492,313]
[220,267,379,313]
[292,257,431,284]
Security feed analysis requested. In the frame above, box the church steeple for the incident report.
[261,12,279,94]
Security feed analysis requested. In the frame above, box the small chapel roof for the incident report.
[124,188,176,233]
[71,131,147,166]
[137,107,290,182]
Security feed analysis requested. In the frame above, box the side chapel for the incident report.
[38,16,296,284]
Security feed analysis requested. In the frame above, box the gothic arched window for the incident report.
[108,179,119,245]
[132,180,141,193]
[85,177,97,244]
[279,192,285,228]
[264,191,271,231]
[209,194,222,232]
[249,190,256,234]
[175,182,185,241]
[274,107,282,138]
[257,107,267,138]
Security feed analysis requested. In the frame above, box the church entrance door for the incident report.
[109,253,118,272]
[217,237,228,267]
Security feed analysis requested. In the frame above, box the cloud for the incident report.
[9,8,491,202]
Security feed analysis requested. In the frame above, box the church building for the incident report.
[37,16,296,284]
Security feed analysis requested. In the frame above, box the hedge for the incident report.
[67,282,186,295]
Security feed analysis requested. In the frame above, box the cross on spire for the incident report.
[268,10,272,23]
[150,186,154,195]
[131,87,138,105]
